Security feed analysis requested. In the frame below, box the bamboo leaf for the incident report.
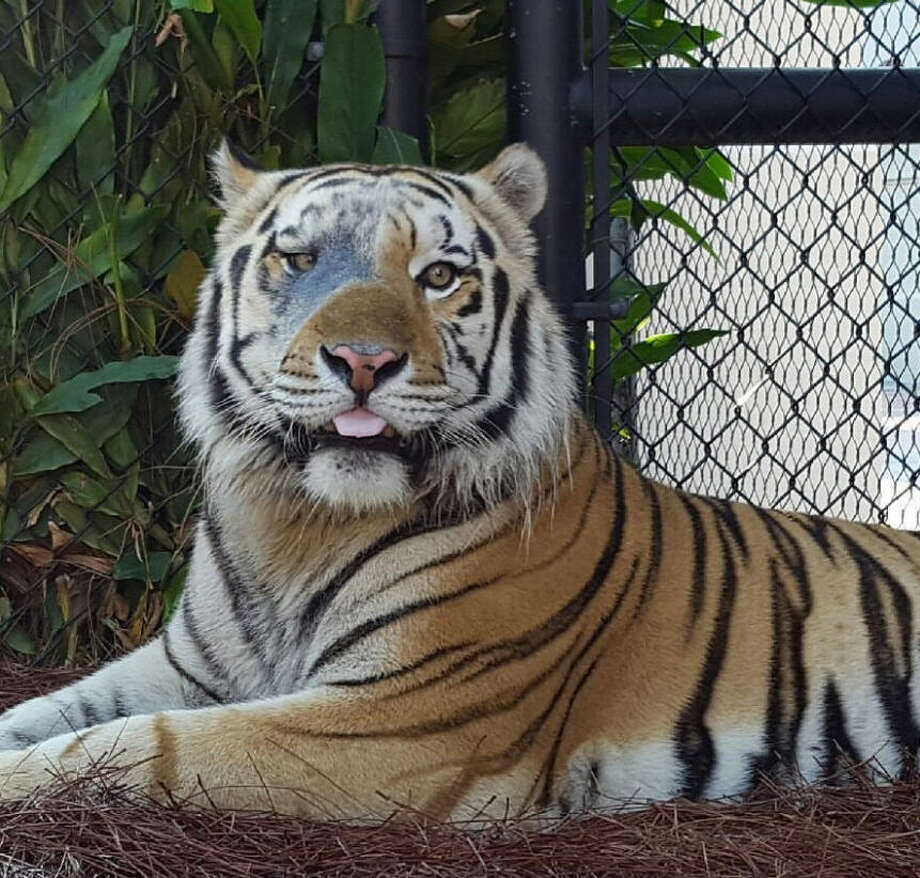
[318,23,385,163]
[263,0,318,110]
[0,26,131,213]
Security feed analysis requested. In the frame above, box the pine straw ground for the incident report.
[1,664,920,877]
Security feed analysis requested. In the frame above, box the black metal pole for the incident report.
[375,0,429,159]
[574,67,920,145]
[506,0,586,381]
[590,0,612,439]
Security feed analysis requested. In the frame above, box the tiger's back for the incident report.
[1,143,919,820]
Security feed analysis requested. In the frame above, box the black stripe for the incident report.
[474,224,496,260]
[632,477,663,617]
[697,498,750,562]
[676,493,707,625]
[456,289,482,318]
[111,688,130,719]
[474,293,530,441]
[401,180,450,205]
[182,598,231,691]
[162,629,223,704]
[831,524,919,767]
[442,173,475,200]
[297,508,481,647]
[203,515,270,669]
[477,266,510,397]
[78,693,100,727]
[326,642,475,688]
[821,679,861,781]
[257,206,278,235]
[859,522,918,564]
[308,573,507,677]
[674,507,739,799]
[746,558,808,789]
[437,215,454,245]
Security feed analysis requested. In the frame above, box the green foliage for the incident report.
[0,0,893,663]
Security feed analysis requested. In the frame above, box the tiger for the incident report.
[2,141,920,822]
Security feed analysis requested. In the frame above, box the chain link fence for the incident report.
[582,0,920,529]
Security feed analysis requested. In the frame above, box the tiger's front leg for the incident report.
[0,689,529,821]
[0,622,225,753]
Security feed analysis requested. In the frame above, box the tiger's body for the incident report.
[2,144,920,820]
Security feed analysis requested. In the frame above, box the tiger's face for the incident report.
[179,143,576,514]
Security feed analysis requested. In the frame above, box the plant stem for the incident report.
[107,198,132,356]
[18,0,36,69]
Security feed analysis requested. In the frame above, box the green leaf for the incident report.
[611,198,716,259]
[318,23,386,163]
[165,250,205,319]
[75,91,116,196]
[0,26,131,213]
[609,274,666,302]
[114,550,173,583]
[59,471,134,518]
[12,433,78,477]
[3,626,36,656]
[371,127,424,165]
[37,415,112,477]
[20,204,170,321]
[169,0,214,9]
[161,565,189,624]
[31,356,180,417]
[180,10,233,92]
[429,77,505,159]
[610,329,728,381]
[263,0,319,111]
[213,0,262,66]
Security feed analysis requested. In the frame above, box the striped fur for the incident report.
[2,144,920,821]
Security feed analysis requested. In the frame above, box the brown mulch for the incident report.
[1,664,920,877]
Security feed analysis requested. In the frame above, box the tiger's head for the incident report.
[179,142,577,515]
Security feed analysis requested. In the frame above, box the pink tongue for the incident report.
[333,408,387,438]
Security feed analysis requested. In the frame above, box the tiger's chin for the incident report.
[301,447,413,514]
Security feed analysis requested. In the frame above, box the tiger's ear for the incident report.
[475,143,547,223]
[211,138,264,204]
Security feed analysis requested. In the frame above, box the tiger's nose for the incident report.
[322,344,406,394]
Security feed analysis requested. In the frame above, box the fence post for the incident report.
[506,0,587,383]
[376,0,429,159]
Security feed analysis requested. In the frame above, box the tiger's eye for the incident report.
[284,252,317,272]
[421,262,456,289]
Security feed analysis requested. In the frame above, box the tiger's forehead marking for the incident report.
[261,172,479,335]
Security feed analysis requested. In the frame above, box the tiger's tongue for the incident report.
[333,408,387,438]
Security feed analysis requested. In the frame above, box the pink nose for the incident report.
[329,344,399,393]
